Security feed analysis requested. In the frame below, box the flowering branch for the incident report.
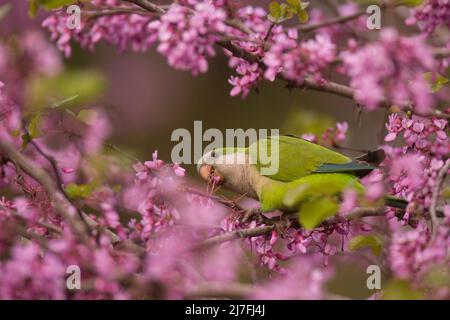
[0,140,145,253]
[68,1,443,118]
[193,205,422,251]
[0,140,91,244]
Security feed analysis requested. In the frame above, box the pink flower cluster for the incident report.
[264,29,336,84]
[301,122,348,146]
[406,0,450,34]
[228,60,262,98]
[385,114,448,154]
[225,6,269,97]
[382,113,449,281]
[0,31,61,101]
[389,220,450,280]
[42,0,158,57]
[150,3,227,75]
[342,29,435,113]
[383,113,448,222]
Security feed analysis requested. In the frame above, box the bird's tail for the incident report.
[384,195,408,209]
[385,195,445,219]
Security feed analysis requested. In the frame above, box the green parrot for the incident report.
[197,135,406,229]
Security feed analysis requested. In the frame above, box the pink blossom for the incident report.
[342,29,436,113]
[406,0,450,34]
[153,3,226,75]
[42,0,159,57]
[228,61,262,98]
[264,31,336,84]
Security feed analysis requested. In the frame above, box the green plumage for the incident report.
[248,136,371,227]
[249,135,351,181]
[259,173,364,212]
[207,135,403,229]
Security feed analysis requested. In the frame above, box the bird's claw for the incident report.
[274,214,293,233]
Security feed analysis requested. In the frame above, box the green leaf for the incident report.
[284,0,309,22]
[21,134,32,149]
[65,183,96,199]
[28,113,43,139]
[21,113,43,149]
[268,1,295,23]
[77,109,98,125]
[27,0,83,18]
[348,235,383,256]
[424,72,449,93]
[280,3,294,20]
[395,0,424,7]
[49,95,80,109]
[39,0,79,9]
[297,9,309,23]
[28,0,40,17]
[298,197,338,229]
[26,70,105,112]
[286,0,309,10]
[268,2,282,22]
[382,280,424,300]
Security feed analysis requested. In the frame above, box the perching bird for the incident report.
[197,135,407,229]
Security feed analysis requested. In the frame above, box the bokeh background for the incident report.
[1,0,393,298]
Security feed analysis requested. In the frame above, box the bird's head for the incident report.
[197,148,250,191]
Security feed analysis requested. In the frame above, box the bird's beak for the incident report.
[198,164,224,185]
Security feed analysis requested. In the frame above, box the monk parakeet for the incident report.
[197,135,406,229]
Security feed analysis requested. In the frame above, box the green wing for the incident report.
[249,135,374,182]
[314,162,377,177]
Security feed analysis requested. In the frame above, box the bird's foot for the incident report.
[274,214,293,233]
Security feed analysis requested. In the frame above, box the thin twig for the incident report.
[192,225,275,250]
[297,9,367,32]
[124,0,165,14]
[434,48,450,59]
[0,140,146,254]
[86,8,153,19]
[218,40,449,119]
[430,159,450,240]
[185,282,254,299]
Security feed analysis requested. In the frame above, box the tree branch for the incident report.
[113,0,448,119]
[185,282,254,299]
[124,0,165,14]
[87,8,152,19]
[297,9,367,32]
[192,225,275,250]
[434,48,450,59]
[430,159,450,240]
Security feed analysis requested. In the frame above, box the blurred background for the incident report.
[0,0,391,298]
